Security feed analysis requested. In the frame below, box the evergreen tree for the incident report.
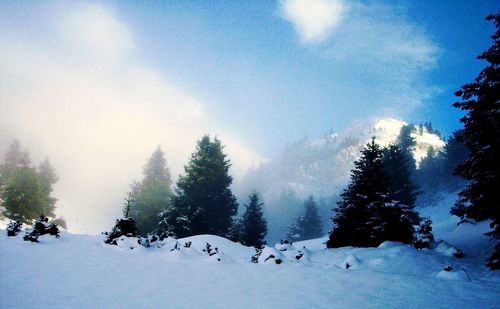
[327,138,416,248]
[2,140,31,172]
[227,218,242,243]
[160,135,238,237]
[395,124,417,172]
[37,158,58,215]
[397,125,416,154]
[239,192,267,247]
[3,167,54,223]
[128,147,173,236]
[0,141,59,224]
[382,144,419,219]
[38,158,58,192]
[287,195,323,241]
[452,14,500,269]
[415,147,443,192]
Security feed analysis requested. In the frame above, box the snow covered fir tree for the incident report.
[327,138,422,248]
[451,14,500,269]
[238,191,268,247]
[157,135,238,238]
[287,195,323,242]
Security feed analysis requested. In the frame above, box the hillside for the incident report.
[1,193,498,308]
[236,118,445,243]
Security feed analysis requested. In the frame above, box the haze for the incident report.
[0,0,496,233]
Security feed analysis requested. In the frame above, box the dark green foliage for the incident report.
[38,158,58,193]
[6,220,22,236]
[327,138,417,248]
[160,135,238,237]
[0,141,59,225]
[451,14,500,269]
[382,145,419,220]
[227,218,242,242]
[128,147,173,236]
[239,192,268,247]
[3,167,54,223]
[287,195,323,241]
[23,215,60,242]
[104,217,140,245]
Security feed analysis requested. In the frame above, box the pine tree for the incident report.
[2,167,55,223]
[442,131,469,180]
[160,135,238,237]
[397,125,416,158]
[452,14,500,269]
[382,144,419,221]
[239,192,267,247]
[415,147,443,192]
[128,147,173,236]
[327,138,416,248]
[38,158,58,192]
[287,195,323,241]
[2,140,31,172]
[0,141,59,224]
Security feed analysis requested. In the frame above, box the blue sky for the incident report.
[119,0,498,154]
[0,0,498,233]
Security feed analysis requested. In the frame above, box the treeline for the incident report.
[119,135,269,247]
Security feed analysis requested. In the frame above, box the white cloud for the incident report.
[0,4,264,234]
[280,0,439,115]
[59,4,134,56]
[280,0,346,43]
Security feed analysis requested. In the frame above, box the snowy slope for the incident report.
[1,195,499,309]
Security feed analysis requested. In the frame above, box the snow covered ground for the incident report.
[1,196,499,308]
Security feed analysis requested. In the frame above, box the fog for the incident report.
[0,3,264,233]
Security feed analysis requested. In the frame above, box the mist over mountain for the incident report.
[235,117,445,243]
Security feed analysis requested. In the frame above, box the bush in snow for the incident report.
[104,217,140,245]
[275,239,293,251]
[203,242,222,261]
[138,233,172,248]
[23,215,60,242]
[264,254,282,264]
[6,220,22,236]
[251,247,262,263]
[413,217,434,249]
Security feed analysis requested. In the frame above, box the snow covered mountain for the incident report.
[235,118,445,243]
[237,118,444,201]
